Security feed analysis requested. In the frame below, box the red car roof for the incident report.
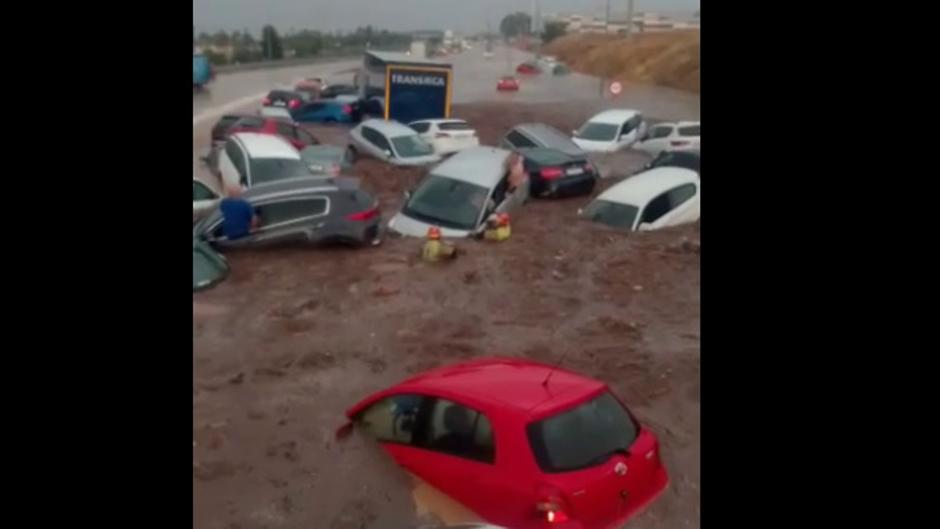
[349,357,606,421]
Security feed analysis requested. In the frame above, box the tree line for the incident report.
[194,25,413,65]
[498,12,567,44]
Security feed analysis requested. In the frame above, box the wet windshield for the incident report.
[576,122,620,141]
[249,158,312,185]
[527,392,639,473]
[403,176,489,231]
[391,135,434,158]
[581,200,639,230]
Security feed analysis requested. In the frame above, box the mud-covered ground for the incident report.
[193,101,700,529]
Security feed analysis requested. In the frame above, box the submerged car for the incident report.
[193,239,229,292]
[347,120,441,167]
[388,146,527,238]
[300,145,351,177]
[408,119,480,156]
[639,150,700,175]
[215,132,313,190]
[501,123,597,198]
[290,99,356,124]
[344,358,669,529]
[581,167,700,231]
[262,89,309,110]
[572,110,647,153]
[516,61,541,75]
[193,177,382,249]
[227,116,320,151]
[634,121,700,156]
[496,76,520,91]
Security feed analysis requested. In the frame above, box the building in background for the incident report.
[543,11,699,35]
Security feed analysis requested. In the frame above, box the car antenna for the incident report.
[542,349,571,387]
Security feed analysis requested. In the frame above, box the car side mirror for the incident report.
[638,222,653,231]
[403,190,411,200]
[384,149,393,157]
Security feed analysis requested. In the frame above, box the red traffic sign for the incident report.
[609,81,623,96]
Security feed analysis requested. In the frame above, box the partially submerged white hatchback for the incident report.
[581,167,700,231]
[388,146,528,238]
[572,109,647,153]
[634,121,701,156]
[347,119,442,167]
[408,119,480,156]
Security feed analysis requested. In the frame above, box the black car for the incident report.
[501,123,598,198]
[320,84,358,99]
[642,151,700,175]
[263,89,309,110]
[193,177,382,249]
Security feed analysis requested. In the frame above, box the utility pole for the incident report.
[626,0,635,37]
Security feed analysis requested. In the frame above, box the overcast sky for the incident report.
[194,0,699,34]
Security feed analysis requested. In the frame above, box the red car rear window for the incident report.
[527,392,639,473]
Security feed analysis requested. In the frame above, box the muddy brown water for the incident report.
[194,100,699,529]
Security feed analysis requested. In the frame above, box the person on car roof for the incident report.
[219,187,259,240]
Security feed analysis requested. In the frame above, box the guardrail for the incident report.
[212,53,361,75]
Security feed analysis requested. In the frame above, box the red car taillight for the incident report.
[346,205,379,221]
[262,97,271,105]
[540,167,564,180]
[342,105,353,114]
[670,140,690,147]
[288,99,301,109]
[536,483,572,524]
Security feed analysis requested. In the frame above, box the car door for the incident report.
[219,139,249,189]
[193,179,220,219]
[405,397,513,523]
[294,126,319,147]
[360,127,389,160]
[617,116,644,149]
[656,182,700,227]
[221,197,330,249]
[635,124,675,156]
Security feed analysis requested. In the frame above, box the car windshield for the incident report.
[391,135,434,158]
[402,175,489,231]
[576,122,620,141]
[581,199,639,230]
[249,158,312,185]
[527,392,639,473]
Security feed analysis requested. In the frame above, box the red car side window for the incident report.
[356,394,425,445]
[414,398,495,464]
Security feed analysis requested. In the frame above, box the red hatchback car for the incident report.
[226,116,320,151]
[516,62,541,75]
[497,76,521,91]
[344,358,669,529]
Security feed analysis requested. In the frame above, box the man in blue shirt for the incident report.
[219,187,258,240]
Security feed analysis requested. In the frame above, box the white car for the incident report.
[634,121,700,156]
[388,146,528,238]
[217,132,312,190]
[347,119,442,167]
[193,176,221,222]
[580,167,700,231]
[408,119,480,156]
[572,109,648,153]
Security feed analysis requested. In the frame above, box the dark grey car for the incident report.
[500,123,597,198]
[193,177,382,249]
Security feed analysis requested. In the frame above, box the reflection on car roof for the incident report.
[598,168,699,205]
[431,146,510,187]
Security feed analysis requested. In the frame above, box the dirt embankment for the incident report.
[544,31,700,93]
